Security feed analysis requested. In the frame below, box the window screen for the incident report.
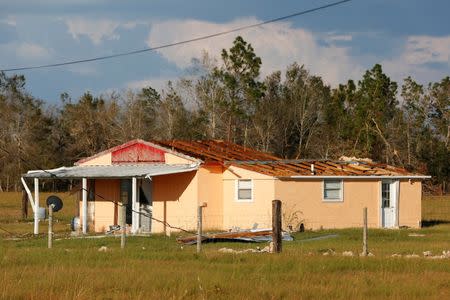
[237,179,252,201]
[323,179,342,201]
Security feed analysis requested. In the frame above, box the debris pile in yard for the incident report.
[408,233,426,237]
[177,228,293,245]
[98,246,109,252]
[218,245,271,254]
[391,251,450,259]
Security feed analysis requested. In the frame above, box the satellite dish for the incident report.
[46,195,63,212]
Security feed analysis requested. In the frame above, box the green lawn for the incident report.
[1,193,450,299]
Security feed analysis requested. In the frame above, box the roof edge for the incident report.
[282,175,431,179]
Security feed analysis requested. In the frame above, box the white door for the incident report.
[381,181,396,228]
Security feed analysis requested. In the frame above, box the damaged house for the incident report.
[22,139,429,234]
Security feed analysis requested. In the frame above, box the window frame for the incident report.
[322,179,344,202]
[235,179,254,202]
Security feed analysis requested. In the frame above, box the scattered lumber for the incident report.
[177,228,293,245]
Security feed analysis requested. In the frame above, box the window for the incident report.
[236,179,253,202]
[382,182,391,208]
[323,179,343,202]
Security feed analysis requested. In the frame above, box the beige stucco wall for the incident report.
[164,152,195,164]
[78,153,112,166]
[222,166,275,230]
[93,179,120,232]
[276,179,382,229]
[198,165,223,230]
[399,179,422,228]
[78,179,120,232]
[151,171,198,233]
[275,178,422,230]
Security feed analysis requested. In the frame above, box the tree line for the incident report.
[0,36,449,193]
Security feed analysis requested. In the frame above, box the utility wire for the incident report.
[0,0,351,72]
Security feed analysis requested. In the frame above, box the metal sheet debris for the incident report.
[177,228,293,245]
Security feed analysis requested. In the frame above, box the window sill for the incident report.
[322,199,344,203]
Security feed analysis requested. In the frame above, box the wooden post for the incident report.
[21,190,28,219]
[121,204,126,249]
[48,204,53,249]
[272,200,282,253]
[362,207,368,256]
[197,205,203,254]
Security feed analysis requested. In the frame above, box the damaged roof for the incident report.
[155,140,428,178]
[24,163,199,179]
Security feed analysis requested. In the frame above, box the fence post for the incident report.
[197,205,203,254]
[272,200,282,253]
[121,204,126,249]
[48,204,53,249]
[362,207,368,256]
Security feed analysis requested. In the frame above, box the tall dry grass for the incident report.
[1,193,450,298]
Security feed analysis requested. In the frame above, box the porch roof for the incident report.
[23,163,199,179]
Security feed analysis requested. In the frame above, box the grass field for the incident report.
[1,192,450,299]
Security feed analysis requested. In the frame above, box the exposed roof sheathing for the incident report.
[155,140,426,178]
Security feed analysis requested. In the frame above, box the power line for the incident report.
[0,0,351,72]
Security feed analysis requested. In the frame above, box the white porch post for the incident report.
[131,177,138,234]
[394,180,400,228]
[82,178,88,234]
[34,178,39,235]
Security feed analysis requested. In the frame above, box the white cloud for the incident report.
[2,15,17,27]
[381,34,450,85]
[67,64,98,76]
[16,42,51,60]
[325,34,352,42]
[146,18,363,85]
[66,18,121,45]
[125,77,172,92]
[403,35,450,66]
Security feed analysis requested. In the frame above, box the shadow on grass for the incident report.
[421,220,450,227]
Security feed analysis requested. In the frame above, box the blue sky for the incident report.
[1,0,449,103]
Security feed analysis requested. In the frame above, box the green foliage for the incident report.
[0,38,449,192]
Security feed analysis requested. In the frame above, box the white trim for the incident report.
[395,180,400,227]
[144,163,199,179]
[34,178,39,235]
[82,178,88,234]
[322,179,344,202]
[21,177,35,212]
[286,175,430,179]
[380,179,398,228]
[235,179,254,202]
[131,177,139,234]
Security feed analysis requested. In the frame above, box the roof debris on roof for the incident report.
[154,140,426,177]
